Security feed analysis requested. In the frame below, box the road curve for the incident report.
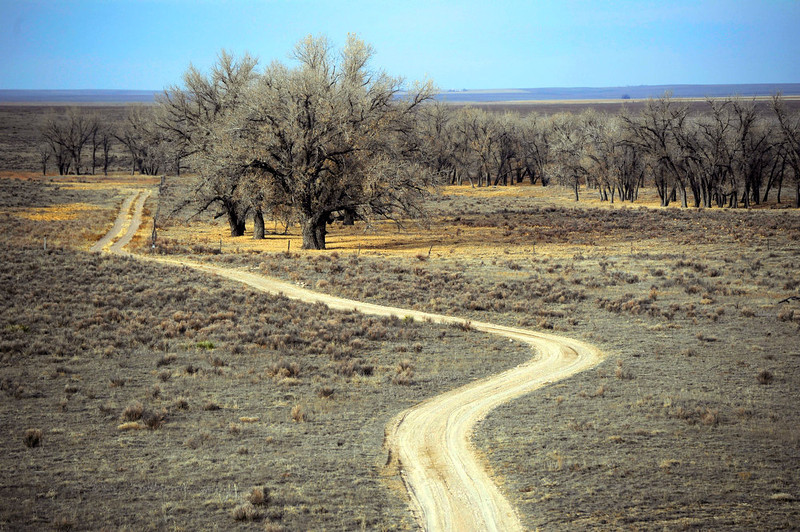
[97,188,606,531]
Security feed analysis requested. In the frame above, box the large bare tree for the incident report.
[243,35,435,249]
[156,50,259,236]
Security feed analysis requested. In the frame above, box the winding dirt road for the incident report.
[98,188,606,531]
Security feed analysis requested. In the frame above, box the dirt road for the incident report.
[99,189,606,531]
[89,191,138,252]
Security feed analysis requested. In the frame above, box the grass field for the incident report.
[153,176,800,529]
[2,173,799,529]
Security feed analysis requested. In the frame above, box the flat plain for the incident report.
[2,119,800,529]
[154,176,800,530]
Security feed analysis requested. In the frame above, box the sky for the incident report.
[1,0,798,91]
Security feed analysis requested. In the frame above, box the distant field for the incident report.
[458,95,800,116]
[436,83,800,103]
[4,84,799,104]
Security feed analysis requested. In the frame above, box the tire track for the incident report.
[89,191,139,252]
[109,190,151,254]
[98,190,606,531]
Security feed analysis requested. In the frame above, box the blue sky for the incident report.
[1,0,798,90]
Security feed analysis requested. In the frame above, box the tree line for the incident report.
[421,94,800,209]
[38,104,179,178]
[38,36,800,249]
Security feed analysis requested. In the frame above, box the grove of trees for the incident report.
[39,36,800,249]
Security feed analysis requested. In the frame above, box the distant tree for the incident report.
[98,125,114,176]
[516,113,551,186]
[417,102,459,185]
[622,94,690,206]
[40,113,72,175]
[40,108,98,175]
[772,93,800,207]
[37,144,50,176]
[690,99,735,207]
[729,98,773,208]
[116,105,169,176]
[63,108,97,175]
[549,111,591,201]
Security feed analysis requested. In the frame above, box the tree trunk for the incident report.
[253,210,265,240]
[227,209,246,237]
[574,180,580,201]
[679,182,688,208]
[796,182,800,208]
[342,207,355,226]
[301,213,329,250]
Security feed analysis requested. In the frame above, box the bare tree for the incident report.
[622,94,691,207]
[516,113,551,186]
[772,93,800,207]
[40,112,72,175]
[156,50,258,236]
[549,112,590,201]
[98,125,114,176]
[243,35,435,249]
[37,144,51,176]
[62,107,97,175]
[116,105,170,176]
[417,102,459,185]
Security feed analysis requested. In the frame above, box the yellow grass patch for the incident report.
[16,203,96,221]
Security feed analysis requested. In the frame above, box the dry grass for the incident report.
[150,175,800,529]
[0,176,533,530]
[3,172,800,530]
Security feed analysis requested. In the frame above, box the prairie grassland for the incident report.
[154,177,800,529]
[0,176,535,530]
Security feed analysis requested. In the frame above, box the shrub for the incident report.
[393,359,415,385]
[453,320,472,331]
[203,400,221,411]
[334,360,373,377]
[122,402,144,421]
[231,502,261,521]
[248,486,270,506]
[156,353,177,367]
[291,404,305,423]
[757,369,774,385]
[142,409,165,430]
[267,360,300,379]
[24,428,42,448]
[173,397,189,410]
